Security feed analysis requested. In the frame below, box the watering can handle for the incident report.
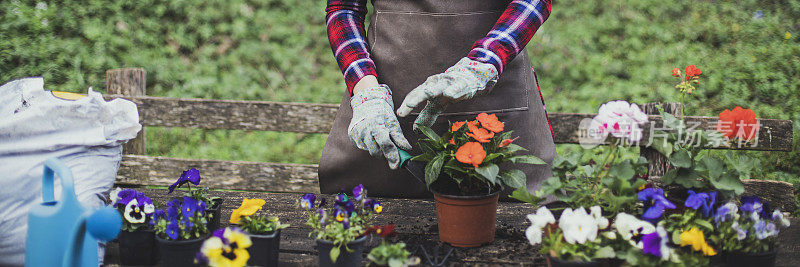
[42,158,76,203]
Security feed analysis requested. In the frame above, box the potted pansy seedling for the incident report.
[195,227,253,267]
[150,196,210,267]
[109,187,157,266]
[229,198,289,266]
[168,168,224,231]
[709,196,791,267]
[414,112,546,247]
[365,225,420,267]
[299,184,382,267]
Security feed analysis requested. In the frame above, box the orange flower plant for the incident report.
[413,113,546,195]
[716,106,759,141]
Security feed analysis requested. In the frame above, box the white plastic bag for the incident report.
[0,77,141,266]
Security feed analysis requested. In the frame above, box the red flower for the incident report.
[466,120,494,143]
[476,113,505,133]
[449,139,455,145]
[685,65,702,77]
[451,121,467,132]
[716,106,759,141]
[455,142,486,168]
[672,68,681,77]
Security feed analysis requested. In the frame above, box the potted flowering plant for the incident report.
[194,227,253,267]
[298,184,382,266]
[414,112,546,247]
[150,196,210,267]
[229,198,289,266]
[525,205,616,266]
[365,225,420,267]
[168,168,224,231]
[109,187,157,266]
[709,196,791,267]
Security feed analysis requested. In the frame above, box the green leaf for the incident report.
[510,187,541,204]
[673,168,704,188]
[594,246,616,258]
[425,154,445,187]
[650,134,673,157]
[670,150,693,168]
[417,125,441,144]
[330,246,340,263]
[700,156,724,179]
[710,172,745,195]
[502,143,528,154]
[661,169,678,184]
[475,164,500,184]
[672,230,683,245]
[608,161,635,180]
[693,219,714,231]
[508,155,546,165]
[537,176,563,197]
[499,169,526,188]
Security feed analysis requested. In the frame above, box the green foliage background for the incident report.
[2,0,798,183]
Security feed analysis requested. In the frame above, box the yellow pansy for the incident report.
[200,228,252,267]
[679,227,717,256]
[229,198,266,224]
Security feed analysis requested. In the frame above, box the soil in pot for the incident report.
[316,235,368,267]
[725,250,777,267]
[118,230,157,266]
[207,198,224,232]
[546,255,602,267]
[248,230,281,267]
[433,189,499,247]
[156,235,207,267]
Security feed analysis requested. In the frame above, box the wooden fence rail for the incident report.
[104,68,796,210]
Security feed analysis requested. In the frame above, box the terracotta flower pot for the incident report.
[725,250,777,267]
[433,190,499,247]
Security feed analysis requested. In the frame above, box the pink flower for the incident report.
[588,100,648,143]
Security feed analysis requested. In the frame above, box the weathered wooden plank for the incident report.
[116,155,319,193]
[104,189,799,266]
[103,95,792,151]
[105,95,339,134]
[106,69,146,155]
[742,179,797,212]
[640,103,682,177]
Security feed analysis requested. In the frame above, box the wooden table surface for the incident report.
[104,188,800,266]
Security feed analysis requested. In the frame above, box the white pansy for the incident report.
[772,210,791,228]
[527,206,556,229]
[559,207,598,244]
[143,202,155,214]
[614,213,655,240]
[109,187,122,205]
[603,231,617,240]
[590,205,609,229]
[525,225,543,245]
[123,199,145,224]
[588,100,649,143]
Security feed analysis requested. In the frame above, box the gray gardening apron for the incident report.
[319,0,556,198]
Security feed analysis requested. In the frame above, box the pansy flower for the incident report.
[198,227,252,267]
[558,207,599,244]
[123,199,146,224]
[684,190,717,217]
[637,188,676,222]
[230,198,266,224]
[300,193,316,210]
[352,184,365,201]
[638,225,672,261]
[525,206,555,245]
[166,219,181,240]
[713,202,739,224]
[169,168,202,193]
[115,189,137,207]
[613,213,655,241]
[679,227,716,256]
[753,220,778,240]
[371,201,383,213]
[317,208,328,225]
[772,210,791,228]
[732,222,747,240]
[182,196,199,216]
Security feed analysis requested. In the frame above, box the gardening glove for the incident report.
[349,84,413,169]
[396,57,499,130]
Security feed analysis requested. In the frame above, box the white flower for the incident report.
[614,213,655,241]
[603,231,617,240]
[772,210,791,228]
[525,225,543,245]
[201,236,224,255]
[143,202,155,214]
[525,206,555,245]
[588,100,648,143]
[559,207,598,244]
[590,206,609,229]
[109,187,122,205]
[123,199,145,224]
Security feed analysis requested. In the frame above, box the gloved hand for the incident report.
[349,84,412,169]
[396,57,499,130]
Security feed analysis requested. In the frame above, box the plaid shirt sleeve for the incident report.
[326,0,376,95]
[467,0,553,73]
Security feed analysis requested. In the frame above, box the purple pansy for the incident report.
[641,232,662,258]
[166,219,180,240]
[182,197,198,216]
[301,193,316,210]
[685,190,717,217]
[116,189,137,207]
[342,218,350,230]
[317,208,328,225]
[740,196,763,214]
[352,184,365,201]
[198,200,207,215]
[169,168,202,193]
[638,188,676,222]
[713,202,738,224]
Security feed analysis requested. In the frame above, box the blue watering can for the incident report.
[25,158,122,267]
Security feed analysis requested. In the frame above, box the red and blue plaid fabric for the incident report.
[326,0,552,95]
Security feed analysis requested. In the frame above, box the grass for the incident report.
[1,0,798,183]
